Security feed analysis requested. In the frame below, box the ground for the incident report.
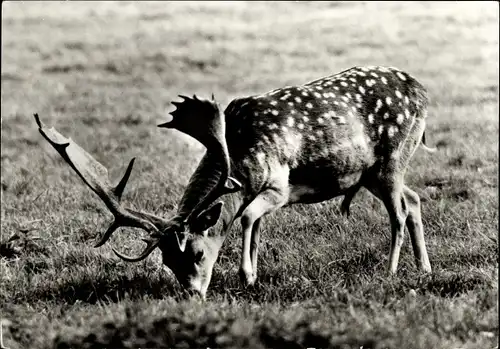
[1,1,498,348]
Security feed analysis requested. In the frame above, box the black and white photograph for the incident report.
[1,1,498,348]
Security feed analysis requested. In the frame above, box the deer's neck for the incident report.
[215,190,244,239]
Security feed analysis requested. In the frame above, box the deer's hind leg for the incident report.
[367,117,430,274]
[365,173,409,275]
[403,185,432,272]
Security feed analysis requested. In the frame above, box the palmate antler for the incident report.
[34,113,172,260]
[159,95,242,228]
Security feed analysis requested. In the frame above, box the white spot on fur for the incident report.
[370,72,379,78]
[338,115,346,124]
[298,123,304,130]
[308,134,316,141]
[271,110,279,116]
[288,102,294,107]
[316,86,323,90]
[386,97,392,105]
[404,109,411,119]
[395,90,403,99]
[302,116,309,122]
[280,94,290,101]
[404,96,410,104]
[368,114,374,123]
[258,121,264,126]
[396,72,407,81]
[396,114,404,124]
[314,92,321,98]
[381,76,388,84]
[256,152,266,164]
[317,130,324,137]
[388,126,395,138]
[366,79,376,87]
[383,112,389,119]
[287,117,295,127]
[317,117,324,124]
[378,125,384,135]
[358,86,365,94]
[341,81,348,87]
[295,97,302,103]
[306,102,313,109]
[341,96,349,102]
[270,100,278,106]
[302,91,309,96]
[375,99,383,113]
[268,123,278,130]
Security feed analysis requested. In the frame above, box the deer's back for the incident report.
[225,66,429,197]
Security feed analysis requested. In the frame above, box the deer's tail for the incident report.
[421,131,437,153]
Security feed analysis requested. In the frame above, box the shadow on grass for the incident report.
[6,250,185,305]
[417,272,494,298]
[391,270,495,298]
[28,273,180,305]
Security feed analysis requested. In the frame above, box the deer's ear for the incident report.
[191,202,224,233]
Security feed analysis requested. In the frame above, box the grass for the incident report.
[1,1,498,348]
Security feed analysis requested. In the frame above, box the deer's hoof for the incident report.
[239,268,256,288]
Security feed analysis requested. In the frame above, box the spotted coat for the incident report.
[224,65,429,204]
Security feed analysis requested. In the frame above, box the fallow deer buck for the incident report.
[36,65,434,299]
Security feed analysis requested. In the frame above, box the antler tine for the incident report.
[34,114,166,253]
[112,237,160,262]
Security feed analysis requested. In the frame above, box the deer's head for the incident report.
[35,94,241,300]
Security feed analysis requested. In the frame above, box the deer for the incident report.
[35,65,434,300]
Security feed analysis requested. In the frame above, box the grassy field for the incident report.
[1,1,498,348]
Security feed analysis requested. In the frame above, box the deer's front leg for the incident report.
[240,189,286,287]
[250,218,262,281]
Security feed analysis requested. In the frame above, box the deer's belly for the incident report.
[287,168,363,205]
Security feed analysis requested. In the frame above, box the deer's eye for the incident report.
[194,250,204,264]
